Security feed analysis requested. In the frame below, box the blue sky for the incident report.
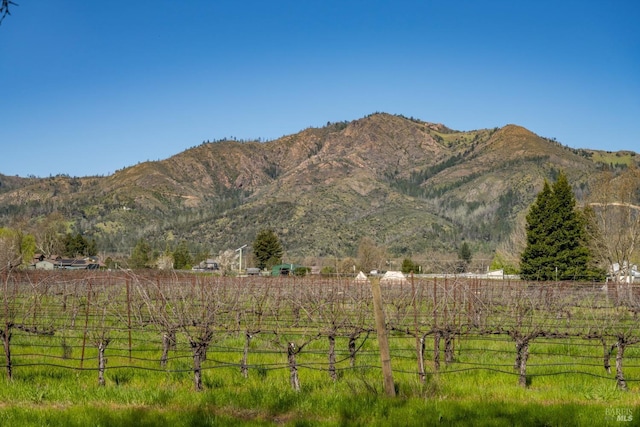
[1,0,638,177]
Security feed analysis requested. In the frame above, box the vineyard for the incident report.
[1,271,640,425]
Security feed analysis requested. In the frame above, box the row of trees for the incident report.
[126,228,287,272]
[0,226,97,270]
[129,239,196,270]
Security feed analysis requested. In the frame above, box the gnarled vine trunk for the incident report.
[288,342,300,392]
[615,339,628,391]
[97,339,110,386]
[328,334,337,381]
[189,340,210,391]
[444,331,455,365]
[348,332,358,368]
[433,331,441,372]
[241,331,253,378]
[161,329,176,368]
[600,338,613,374]
[1,329,11,380]
[514,338,530,388]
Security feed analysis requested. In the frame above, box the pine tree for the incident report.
[62,233,94,257]
[401,258,420,274]
[130,239,151,269]
[457,242,472,272]
[520,181,555,279]
[520,171,599,281]
[172,240,192,270]
[547,172,590,280]
[253,229,283,270]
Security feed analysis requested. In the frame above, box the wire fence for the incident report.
[1,270,639,391]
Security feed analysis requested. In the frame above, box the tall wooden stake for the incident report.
[412,273,426,383]
[80,280,92,369]
[371,278,396,397]
[126,278,132,362]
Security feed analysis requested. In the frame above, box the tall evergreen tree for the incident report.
[520,181,555,279]
[172,240,192,270]
[520,172,599,281]
[401,258,420,274]
[457,242,472,272]
[547,172,591,279]
[130,239,152,269]
[62,233,96,257]
[253,229,283,270]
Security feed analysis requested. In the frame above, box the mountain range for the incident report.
[1,113,637,267]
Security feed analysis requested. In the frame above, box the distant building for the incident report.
[33,256,100,270]
[380,271,407,285]
[35,260,55,270]
[192,259,220,272]
[246,268,261,276]
[56,258,100,270]
[486,269,504,279]
[610,262,639,283]
[271,263,304,276]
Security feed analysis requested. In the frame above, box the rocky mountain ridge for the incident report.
[0,113,635,263]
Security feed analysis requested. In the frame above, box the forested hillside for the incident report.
[0,113,637,270]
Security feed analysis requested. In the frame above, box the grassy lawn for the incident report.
[0,333,638,426]
[0,383,636,426]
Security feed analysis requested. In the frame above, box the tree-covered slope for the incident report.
[0,113,635,259]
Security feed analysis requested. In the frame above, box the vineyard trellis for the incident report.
[1,270,640,393]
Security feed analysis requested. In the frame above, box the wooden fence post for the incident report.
[126,278,132,362]
[80,280,92,369]
[412,273,426,383]
[371,278,396,397]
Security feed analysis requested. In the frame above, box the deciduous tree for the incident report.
[33,213,66,257]
[0,228,21,271]
[585,166,640,283]
[356,237,387,273]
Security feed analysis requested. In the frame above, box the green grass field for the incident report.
[0,330,638,426]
